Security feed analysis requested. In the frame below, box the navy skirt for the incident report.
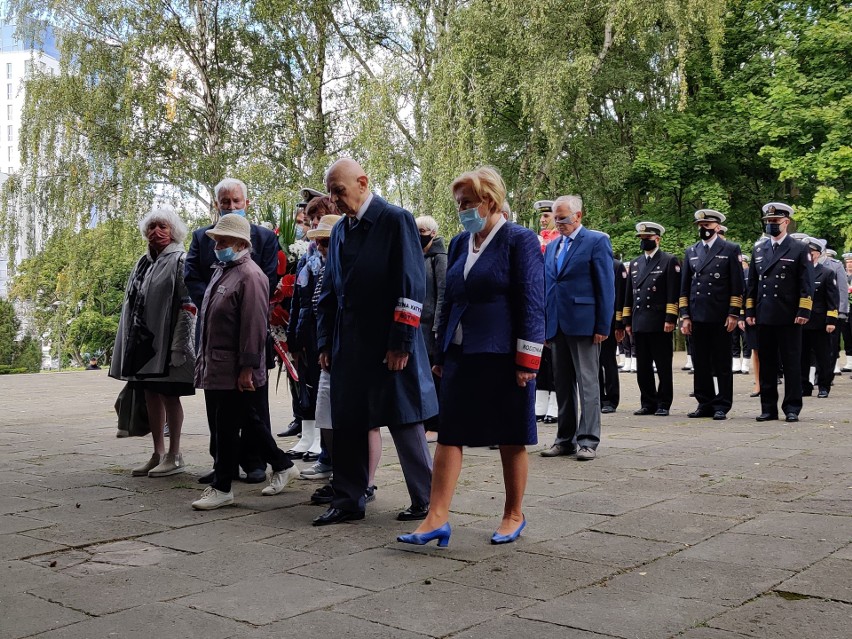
[437,346,537,447]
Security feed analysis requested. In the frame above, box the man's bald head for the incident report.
[326,158,370,217]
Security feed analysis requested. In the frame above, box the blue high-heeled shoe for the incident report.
[397,522,451,547]
[491,517,526,544]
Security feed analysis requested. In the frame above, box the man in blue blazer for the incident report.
[541,196,615,461]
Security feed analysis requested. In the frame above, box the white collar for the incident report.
[702,234,719,249]
[469,216,506,253]
[355,192,374,221]
[644,247,659,259]
[561,224,583,243]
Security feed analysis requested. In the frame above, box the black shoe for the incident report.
[687,409,713,418]
[749,391,761,398]
[756,413,778,422]
[633,407,653,416]
[688,392,696,397]
[277,419,302,438]
[601,405,616,414]
[817,389,829,398]
[535,414,545,422]
[302,452,320,462]
[198,470,215,484]
[284,449,305,460]
[713,411,727,420]
[785,413,799,422]
[654,408,669,417]
[244,468,267,484]
[313,507,365,526]
[397,504,429,521]
[310,484,334,504]
[543,416,557,424]
[364,485,377,503]
[803,390,813,397]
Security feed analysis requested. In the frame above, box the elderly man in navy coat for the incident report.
[315,158,437,526]
[541,195,614,461]
[184,177,281,485]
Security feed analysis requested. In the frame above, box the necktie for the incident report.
[349,217,359,231]
[772,242,778,252]
[703,243,710,254]
[557,237,572,269]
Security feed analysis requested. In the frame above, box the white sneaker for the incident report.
[300,462,333,480]
[131,453,162,477]
[834,364,841,375]
[262,466,300,496]
[148,452,186,477]
[192,486,234,510]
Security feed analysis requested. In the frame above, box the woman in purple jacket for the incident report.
[398,167,545,547]
[191,214,298,510]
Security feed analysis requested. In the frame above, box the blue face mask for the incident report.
[221,209,246,217]
[458,207,485,234]
[215,247,236,262]
[295,226,305,240]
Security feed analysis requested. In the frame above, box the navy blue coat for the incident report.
[679,238,744,323]
[184,222,280,309]
[436,222,545,372]
[544,226,614,340]
[316,195,438,431]
[622,250,681,333]
[746,236,814,325]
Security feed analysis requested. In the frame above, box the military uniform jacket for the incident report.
[622,250,680,333]
[613,258,627,330]
[805,263,839,330]
[746,236,814,325]
[679,237,744,323]
[824,258,849,316]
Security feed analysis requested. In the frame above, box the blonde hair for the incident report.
[450,166,506,212]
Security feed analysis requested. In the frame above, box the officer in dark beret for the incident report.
[745,203,815,422]
[679,209,744,420]
[623,222,680,417]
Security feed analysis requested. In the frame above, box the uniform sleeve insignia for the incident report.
[806,253,812,261]
[675,265,681,273]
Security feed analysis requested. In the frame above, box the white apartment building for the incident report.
[0,25,59,299]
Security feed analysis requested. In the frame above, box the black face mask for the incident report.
[640,238,657,252]
[419,234,433,249]
[764,222,782,238]
[698,227,716,241]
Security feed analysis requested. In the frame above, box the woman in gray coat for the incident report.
[110,206,196,478]
[191,214,298,510]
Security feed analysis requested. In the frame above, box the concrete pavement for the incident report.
[1,358,850,638]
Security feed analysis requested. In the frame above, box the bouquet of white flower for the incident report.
[287,239,311,263]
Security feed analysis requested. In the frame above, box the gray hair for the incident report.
[139,206,188,244]
[553,195,584,217]
[214,178,248,202]
[415,215,439,234]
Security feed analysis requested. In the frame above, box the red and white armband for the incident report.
[394,297,423,328]
[515,339,543,370]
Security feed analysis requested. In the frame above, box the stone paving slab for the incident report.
[1,593,87,638]
[174,572,369,625]
[25,602,248,639]
[774,557,852,604]
[706,593,852,638]
[28,564,213,616]
[518,585,728,639]
[3,365,852,639]
[332,580,536,637]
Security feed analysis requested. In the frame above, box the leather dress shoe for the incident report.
[755,413,778,422]
[397,504,429,521]
[540,444,575,457]
[310,484,334,504]
[535,414,545,423]
[817,389,829,398]
[284,449,305,460]
[785,413,799,422]
[687,409,713,418]
[543,416,557,424]
[313,507,365,526]
[277,419,302,438]
[302,452,320,462]
[244,468,267,484]
[633,407,653,415]
[601,405,616,414]
[749,391,761,398]
[713,411,727,420]
[654,408,670,417]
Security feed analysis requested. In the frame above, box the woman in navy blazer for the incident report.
[398,167,545,548]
